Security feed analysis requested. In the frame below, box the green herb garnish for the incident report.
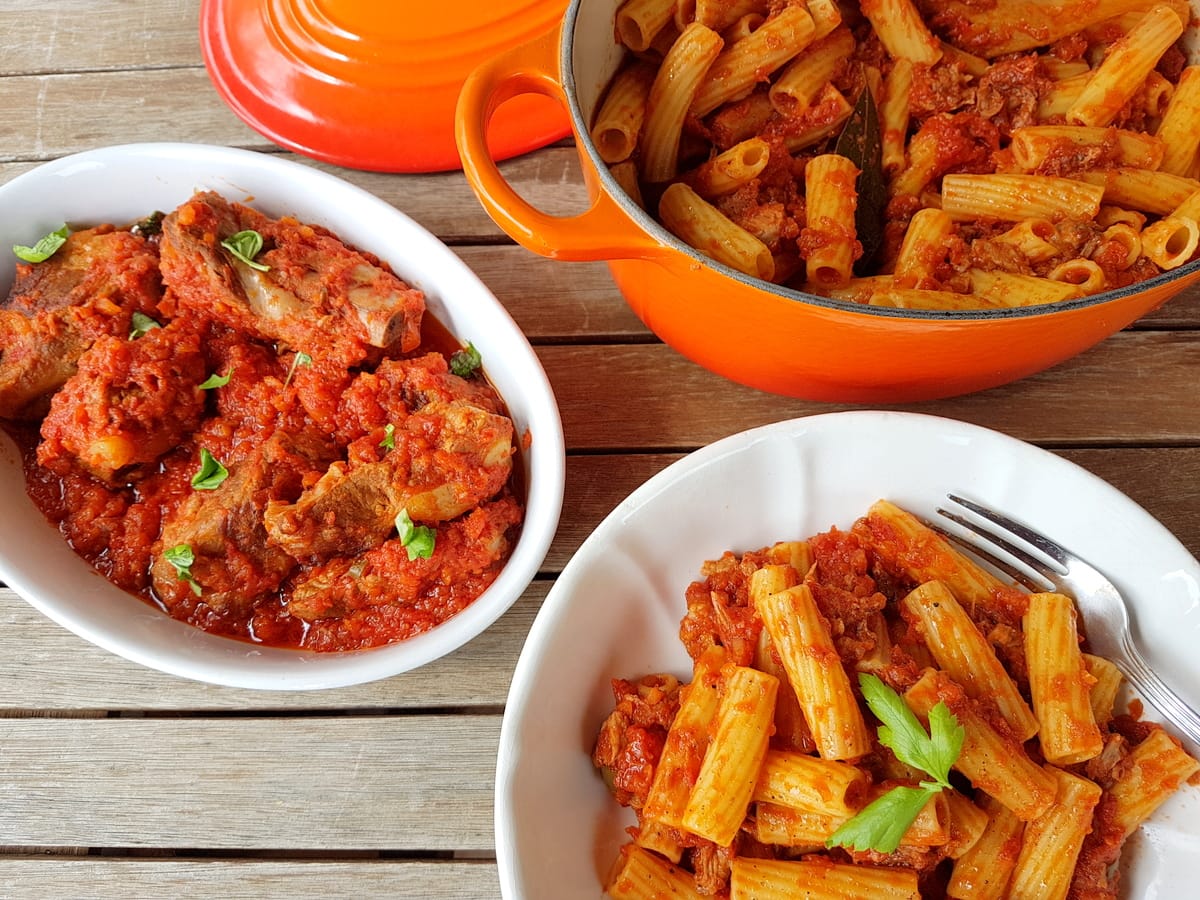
[449,342,482,378]
[191,448,229,491]
[132,211,164,237]
[13,224,69,263]
[220,229,270,271]
[395,509,436,560]
[129,311,162,339]
[283,350,312,388]
[379,423,396,451]
[826,674,965,854]
[162,543,202,596]
[198,369,232,389]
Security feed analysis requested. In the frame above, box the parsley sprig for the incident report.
[826,674,965,854]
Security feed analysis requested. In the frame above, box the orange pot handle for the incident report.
[455,25,665,262]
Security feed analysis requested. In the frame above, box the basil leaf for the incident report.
[395,509,436,560]
[191,448,229,491]
[162,543,202,596]
[199,370,232,389]
[379,423,396,451]
[450,342,482,378]
[13,224,69,263]
[133,211,164,237]
[834,80,885,275]
[220,229,270,271]
[826,785,935,854]
[129,311,162,339]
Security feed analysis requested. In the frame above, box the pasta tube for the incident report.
[1023,592,1103,765]
[1067,6,1185,128]
[690,5,816,117]
[641,23,724,182]
[1007,767,1103,900]
[607,843,706,899]
[730,857,919,900]
[903,581,1039,741]
[859,0,941,65]
[802,153,860,288]
[940,175,1105,222]
[658,182,775,279]
[591,62,657,164]
[946,795,1025,900]
[905,669,1058,821]
[754,580,872,760]
[679,665,778,845]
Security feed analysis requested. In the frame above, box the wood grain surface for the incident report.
[2,0,1199,897]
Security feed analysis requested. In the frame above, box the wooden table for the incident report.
[2,2,1199,897]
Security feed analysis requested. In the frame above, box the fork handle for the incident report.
[1119,633,1200,755]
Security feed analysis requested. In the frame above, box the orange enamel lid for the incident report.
[200,0,571,173]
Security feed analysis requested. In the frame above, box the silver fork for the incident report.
[937,493,1200,758]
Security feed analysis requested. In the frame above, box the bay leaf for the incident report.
[834,80,886,275]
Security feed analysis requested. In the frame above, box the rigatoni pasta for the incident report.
[592,0,1200,311]
[592,499,1197,898]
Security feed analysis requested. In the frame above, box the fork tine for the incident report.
[935,508,1062,590]
[932,523,1050,592]
[946,493,1071,573]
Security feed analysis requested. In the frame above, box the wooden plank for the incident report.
[0,145,589,244]
[0,584,542,712]
[0,1,202,75]
[541,331,1200,449]
[0,70,266,161]
[0,859,499,899]
[0,716,499,850]
[454,247,647,342]
[2,449,1196,714]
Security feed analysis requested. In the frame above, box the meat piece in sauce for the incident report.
[284,493,523,624]
[159,192,425,365]
[333,353,507,445]
[263,398,515,559]
[149,432,333,616]
[37,321,207,483]
[0,226,162,420]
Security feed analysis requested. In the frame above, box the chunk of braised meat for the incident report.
[333,353,507,446]
[37,321,207,483]
[909,58,974,118]
[0,226,162,419]
[593,674,682,809]
[263,398,514,559]
[284,494,522,628]
[150,431,333,616]
[159,191,425,366]
[805,528,889,667]
[974,54,1053,136]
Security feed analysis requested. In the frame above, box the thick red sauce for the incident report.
[1,195,525,651]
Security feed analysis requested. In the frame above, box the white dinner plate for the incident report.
[495,410,1200,899]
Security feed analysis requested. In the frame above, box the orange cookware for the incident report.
[454,0,1200,402]
[201,0,571,172]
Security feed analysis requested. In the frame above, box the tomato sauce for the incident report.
[0,194,525,652]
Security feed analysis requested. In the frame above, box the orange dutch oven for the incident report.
[455,0,1200,403]
[201,0,570,172]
